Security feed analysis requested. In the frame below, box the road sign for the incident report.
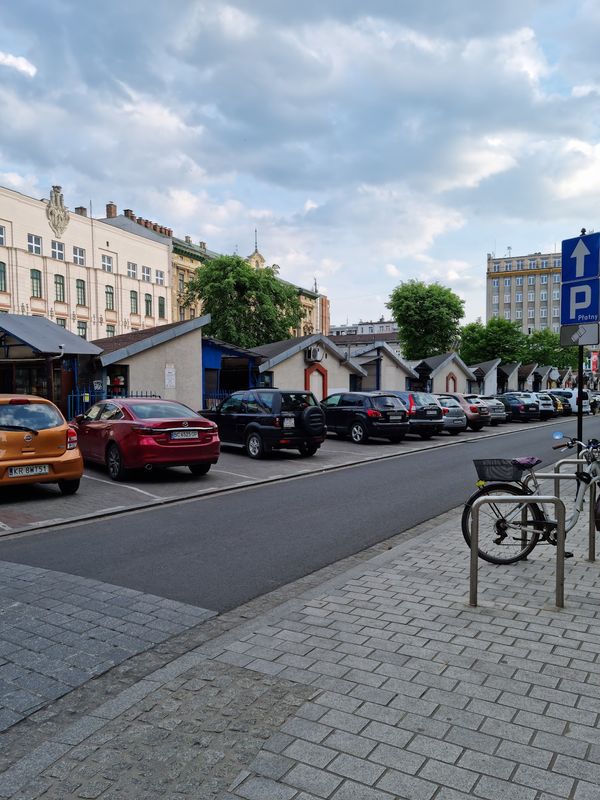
[562,232,600,283]
[560,277,599,325]
[560,323,600,347]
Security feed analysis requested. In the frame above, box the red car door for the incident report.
[76,402,105,462]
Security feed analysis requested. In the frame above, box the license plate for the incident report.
[283,418,295,428]
[8,464,50,477]
[426,410,438,416]
[171,430,199,439]
[389,415,404,421]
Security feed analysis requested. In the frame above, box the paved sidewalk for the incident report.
[1,496,600,799]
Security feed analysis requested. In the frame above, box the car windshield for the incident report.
[372,396,405,410]
[412,393,438,407]
[0,402,63,430]
[280,392,317,412]
[128,402,198,419]
[438,398,460,408]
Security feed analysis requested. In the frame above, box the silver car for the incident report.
[477,395,508,426]
[436,396,467,435]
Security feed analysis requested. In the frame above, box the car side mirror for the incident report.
[74,414,85,423]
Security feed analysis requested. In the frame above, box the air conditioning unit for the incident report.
[305,345,324,362]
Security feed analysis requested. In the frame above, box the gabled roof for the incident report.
[414,352,476,380]
[469,358,501,378]
[94,316,210,366]
[0,314,102,356]
[534,364,553,379]
[519,362,538,380]
[351,341,418,378]
[254,334,367,376]
[498,362,521,378]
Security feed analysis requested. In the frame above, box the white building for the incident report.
[0,185,172,340]
[329,318,398,336]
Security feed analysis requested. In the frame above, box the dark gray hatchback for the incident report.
[321,392,409,444]
[387,391,444,439]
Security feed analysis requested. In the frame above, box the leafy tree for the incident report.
[386,280,464,359]
[519,328,578,370]
[184,255,303,348]
[459,318,525,365]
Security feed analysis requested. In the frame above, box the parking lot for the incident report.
[0,417,567,536]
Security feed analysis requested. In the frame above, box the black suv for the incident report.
[320,392,409,444]
[202,389,326,458]
[387,391,444,439]
[495,393,540,422]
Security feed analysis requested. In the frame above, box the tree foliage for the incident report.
[386,280,464,359]
[459,318,525,365]
[519,328,578,370]
[184,255,304,348]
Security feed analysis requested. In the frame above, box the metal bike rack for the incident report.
[469,495,566,608]
[552,458,587,498]
[526,470,600,563]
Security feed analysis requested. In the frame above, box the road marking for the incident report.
[0,521,12,531]
[212,468,255,479]
[82,474,163,499]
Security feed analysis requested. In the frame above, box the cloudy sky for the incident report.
[2,1,600,325]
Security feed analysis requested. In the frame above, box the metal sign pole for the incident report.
[578,344,584,456]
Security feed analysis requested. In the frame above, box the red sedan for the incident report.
[73,398,220,480]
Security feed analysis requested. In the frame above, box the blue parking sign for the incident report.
[561,277,600,325]
[562,232,600,283]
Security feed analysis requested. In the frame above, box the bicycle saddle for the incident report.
[511,456,542,468]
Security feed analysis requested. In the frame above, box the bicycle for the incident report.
[461,433,600,564]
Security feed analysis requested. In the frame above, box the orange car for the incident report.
[0,395,83,494]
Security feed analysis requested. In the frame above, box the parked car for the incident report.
[530,392,557,420]
[321,391,409,444]
[548,394,565,416]
[548,389,590,415]
[436,396,467,435]
[202,389,325,458]
[473,395,506,427]
[495,393,540,422]
[387,391,444,439]
[437,392,491,432]
[74,398,220,479]
[0,395,83,494]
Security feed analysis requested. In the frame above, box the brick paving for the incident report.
[1,493,600,798]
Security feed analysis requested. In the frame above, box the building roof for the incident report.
[518,362,538,380]
[469,358,501,377]
[93,316,210,366]
[350,342,418,378]
[100,215,171,245]
[254,334,366,376]
[415,352,476,380]
[498,362,521,378]
[0,314,102,356]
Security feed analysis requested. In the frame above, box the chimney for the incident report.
[199,241,206,251]
[136,216,144,225]
[152,223,159,232]
[124,209,133,219]
[106,202,117,218]
[185,235,192,244]
[167,228,173,237]
[74,206,87,217]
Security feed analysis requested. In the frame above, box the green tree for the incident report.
[386,280,464,359]
[184,255,304,348]
[459,318,525,365]
[519,328,578,370]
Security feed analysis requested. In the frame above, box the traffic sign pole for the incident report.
[578,345,584,456]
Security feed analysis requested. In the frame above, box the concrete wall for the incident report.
[0,186,171,341]
[431,362,471,393]
[269,348,358,401]
[113,329,203,410]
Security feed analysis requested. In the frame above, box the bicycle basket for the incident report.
[473,459,525,482]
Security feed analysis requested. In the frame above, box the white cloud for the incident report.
[0,51,36,78]
[385,264,400,278]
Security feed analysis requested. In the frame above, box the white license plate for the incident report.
[171,430,199,440]
[8,464,50,477]
[389,415,404,421]
[426,410,438,416]
[283,418,295,428]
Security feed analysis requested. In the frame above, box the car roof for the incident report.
[0,394,55,404]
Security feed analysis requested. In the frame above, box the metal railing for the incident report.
[469,495,566,608]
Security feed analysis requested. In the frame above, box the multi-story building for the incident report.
[330,318,398,336]
[486,251,562,334]
[0,186,172,340]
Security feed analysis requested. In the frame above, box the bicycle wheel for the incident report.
[462,482,544,564]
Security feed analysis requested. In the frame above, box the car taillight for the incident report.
[9,398,29,404]
[442,407,449,415]
[131,425,158,434]
[469,405,479,413]
[366,409,382,418]
[67,427,78,450]
[518,404,525,411]
[408,396,416,415]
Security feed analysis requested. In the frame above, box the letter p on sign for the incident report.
[570,285,592,319]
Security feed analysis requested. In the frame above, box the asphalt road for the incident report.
[1,417,598,613]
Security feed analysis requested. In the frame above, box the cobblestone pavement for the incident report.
[0,562,215,732]
[1,487,600,798]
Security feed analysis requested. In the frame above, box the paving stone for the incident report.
[236,776,297,800]
[375,768,437,800]
[327,752,385,785]
[283,762,343,797]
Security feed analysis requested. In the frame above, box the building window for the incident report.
[106,324,115,337]
[540,274,548,284]
[553,289,560,300]
[130,290,138,314]
[0,262,5,293]
[158,296,166,319]
[540,308,547,318]
[142,266,151,282]
[493,262,500,271]
[77,321,87,339]
[0,225,5,245]
[553,307,560,317]
[504,294,510,303]
[144,293,152,316]
[553,258,561,268]
[55,274,65,302]
[540,291,548,301]
[504,310,511,320]
[528,259,537,269]
[516,260,524,269]
[528,275,536,285]
[51,240,65,260]
[504,278,511,287]
[492,295,499,304]
[504,262,511,271]
[528,291,535,302]
[76,278,86,306]
[492,311,499,318]
[127,261,137,279]
[515,309,523,319]
[105,285,114,311]
[56,317,66,328]
[492,278,499,287]
[156,270,165,286]
[528,308,535,319]
[553,324,559,333]
[101,254,113,273]
[179,306,185,321]
[30,269,42,298]
[541,259,548,268]
[27,234,42,255]
[73,246,85,266]
[516,277,523,286]
[540,323,548,330]
[553,274,560,283]
[515,292,523,302]
[190,307,196,319]
[178,273,185,292]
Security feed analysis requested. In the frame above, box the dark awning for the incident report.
[0,315,102,356]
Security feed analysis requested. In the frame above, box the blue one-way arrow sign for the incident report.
[562,232,600,283]
[561,232,600,329]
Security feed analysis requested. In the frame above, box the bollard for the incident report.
[469,495,566,609]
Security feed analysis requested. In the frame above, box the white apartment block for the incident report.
[486,251,562,334]
[0,185,172,340]
[330,318,398,336]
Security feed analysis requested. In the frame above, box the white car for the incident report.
[530,392,556,420]
[548,389,590,415]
